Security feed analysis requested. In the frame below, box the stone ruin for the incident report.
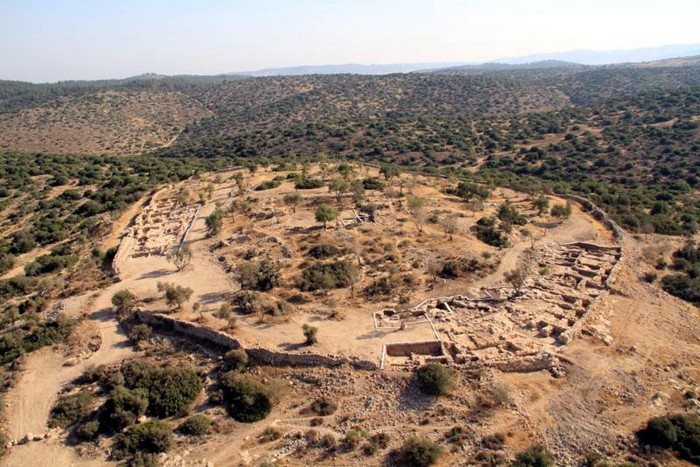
[378,242,622,373]
[336,208,374,227]
[212,230,294,274]
[125,190,199,258]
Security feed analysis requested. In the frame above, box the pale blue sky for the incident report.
[1,0,699,82]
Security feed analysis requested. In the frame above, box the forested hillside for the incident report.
[1,61,699,234]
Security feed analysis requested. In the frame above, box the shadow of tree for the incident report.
[279,341,308,351]
[138,268,173,280]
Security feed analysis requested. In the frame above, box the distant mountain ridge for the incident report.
[233,62,472,77]
[494,43,700,66]
[224,44,700,77]
[428,60,584,74]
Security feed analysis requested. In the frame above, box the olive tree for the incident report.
[315,204,339,229]
[166,245,192,271]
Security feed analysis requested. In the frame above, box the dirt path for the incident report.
[4,282,136,438]
[2,186,238,466]
[2,276,142,466]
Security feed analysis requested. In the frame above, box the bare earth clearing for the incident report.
[2,166,699,466]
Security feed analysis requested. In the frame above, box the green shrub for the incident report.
[295,178,325,189]
[343,429,365,450]
[232,290,261,314]
[0,320,73,366]
[439,257,485,279]
[0,432,7,456]
[76,420,100,441]
[550,203,572,218]
[362,178,384,190]
[298,260,357,291]
[307,244,343,259]
[223,349,249,372]
[511,444,555,467]
[128,324,152,343]
[471,217,509,248]
[49,391,94,428]
[638,414,700,464]
[24,252,78,276]
[221,373,273,423]
[146,368,202,418]
[111,290,137,313]
[416,363,455,396]
[302,324,318,345]
[255,178,282,191]
[638,416,677,448]
[660,242,700,306]
[306,397,337,416]
[363,276,396,299]
[115,420,173,457]
[177,414,211,436]
[119,361,202,418]
[101,386,149,430]
[0,254,14,274]
[237,259,280,292]
[401,436,444,466]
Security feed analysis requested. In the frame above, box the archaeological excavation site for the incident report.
[3,164,699,467]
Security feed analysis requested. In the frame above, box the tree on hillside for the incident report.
[315,204,339,229]
[533,196,550,216]
[380,164,401,181]
[504,268,527,296]
[232,172,246,194]
[158,282,194,310]
[454,182,490,202]
[227,199,250,221]
[282,192,303,213]
[407,195,427,233]
[441,215,459,241]
[465,198,484,217]
[166,245,192,271]
[112,290,137,315]
[550,202,573,218]
[205,209,223,237]
[302,324,318,345]
[329,178,349,202]
[350,179,365,204]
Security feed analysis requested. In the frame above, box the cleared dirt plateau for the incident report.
[2,165,699,467]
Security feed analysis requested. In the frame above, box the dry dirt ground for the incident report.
[2,166,699,466]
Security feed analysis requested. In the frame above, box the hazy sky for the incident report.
[2,0,699,82]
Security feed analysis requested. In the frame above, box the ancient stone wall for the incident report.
[559,194,624,241]
[133,311,377,370]
[134,310,242,350]
[246,348,377,370]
